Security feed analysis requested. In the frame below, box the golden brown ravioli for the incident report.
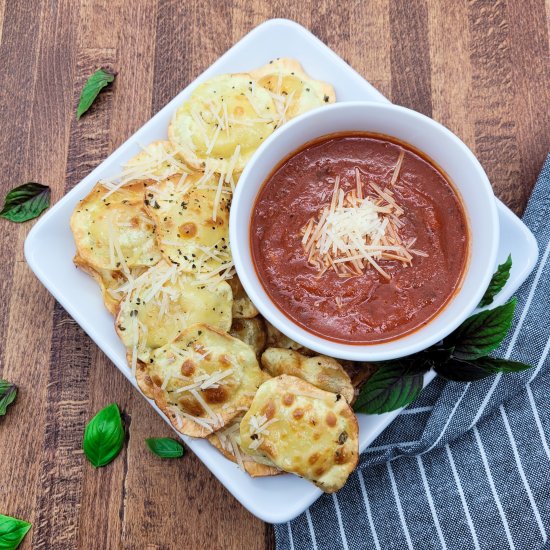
[207,416,281,477]
[115,261,232,363]
[137,324,266,437]
[229,317,267,358]
[144,173,232,275]
[265,321,314,355]
[70,181,161,271]
[228,276,259,319]
[261,348,354,404]
[240,375,359,493]
[169,73,276,174]
[250,58,336,127]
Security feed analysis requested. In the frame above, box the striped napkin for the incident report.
[275,154,550,550]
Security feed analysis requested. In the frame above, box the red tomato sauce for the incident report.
[250,133,469,344]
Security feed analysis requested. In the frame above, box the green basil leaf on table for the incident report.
[76,68,115,119]
[444,298,517,360]
[353,361,427,414]
[145,437,185,458]
[0,380,17,416]
[479,254,512,307]
[0,183,50,223]
[434,356,532,382]
[83,403,124,468]
[0,514,31,550]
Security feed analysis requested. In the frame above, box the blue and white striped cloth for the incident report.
[275,154,550,550]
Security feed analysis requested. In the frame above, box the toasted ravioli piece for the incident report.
[261,348,354,404]
[74,254,146,315]
[208,416,281,477]
[168,73,276,173]
[116,261,232,362]
[265,321,313,355]
[250,58,335,126]
[122,140,192,182]
[240,375,358,492]
[228,276,259,318]
[71,181,162,271]
[137,324,265,437]
[229,317,267,358]
[145,173,232,274]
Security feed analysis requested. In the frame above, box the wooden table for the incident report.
[0,1,548,548]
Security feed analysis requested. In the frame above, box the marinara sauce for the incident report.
[250,133,468,344]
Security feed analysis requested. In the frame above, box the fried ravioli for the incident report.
[116,261,232,362]
[144,173,231,274]
[74,254,145,315]
[228,276,259,318]
[208,416,281,477]
[240,375,358,492]
[250,58,336,126]
[71,181,161,271]
[229,317,267,358]
[261,348,354,404]
[168,73,276,174]
[137,324,266,437]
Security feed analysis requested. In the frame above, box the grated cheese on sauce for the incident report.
[301,167,426,280]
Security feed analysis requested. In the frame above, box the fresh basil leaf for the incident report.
[0,380,17,416]
[479,254,512,307]
[0,514,31,550]
[435,356,532,382]
[353,361,427,414]
[145,437,185,458]
[0,183,50,222]
[76,68,115,119]
[445,299,516,360]
[83,403,124,468]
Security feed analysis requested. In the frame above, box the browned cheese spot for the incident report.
[308,453,320,465]
[151,375,163,387]
[181,359,196,377]
[203,386,228,404]
[219,354,232,366]
[292,407,304,420]
[179,222,197,238]
[282,393,295,407]
[262,399,276,420]
[178,395,204,417]
[326,411,337,428]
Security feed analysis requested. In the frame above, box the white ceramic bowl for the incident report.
[230,101,499,361]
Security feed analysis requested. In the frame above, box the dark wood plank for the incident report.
[0,2,549,549]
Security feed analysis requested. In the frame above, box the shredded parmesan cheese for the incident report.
[301,168,426,280]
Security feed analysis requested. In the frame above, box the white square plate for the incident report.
[25,19,538,523]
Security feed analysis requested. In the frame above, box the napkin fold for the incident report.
[275,154,550,550]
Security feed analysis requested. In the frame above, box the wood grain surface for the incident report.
[0,1,549,549]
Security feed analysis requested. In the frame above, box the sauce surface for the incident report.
[251,133,468,344]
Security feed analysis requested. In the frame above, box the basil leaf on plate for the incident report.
[445,299,516,360]
[353,361,427,414]
[145,437,185,458]
[83,403,124,468]
[435,356,532,382]
[0,380,17,416]
[0,514,31,550]
[0,183,50,222]
[76,68,115,119]
[479,254,512,307]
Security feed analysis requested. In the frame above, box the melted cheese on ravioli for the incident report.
[168,73,276,174]
[116,261,232,362]
[71,181,161,271]
[137,324,266,437]
[261,348,354,404]
[240,375,358,493]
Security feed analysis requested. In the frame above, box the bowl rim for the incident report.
[229,100,500,361]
